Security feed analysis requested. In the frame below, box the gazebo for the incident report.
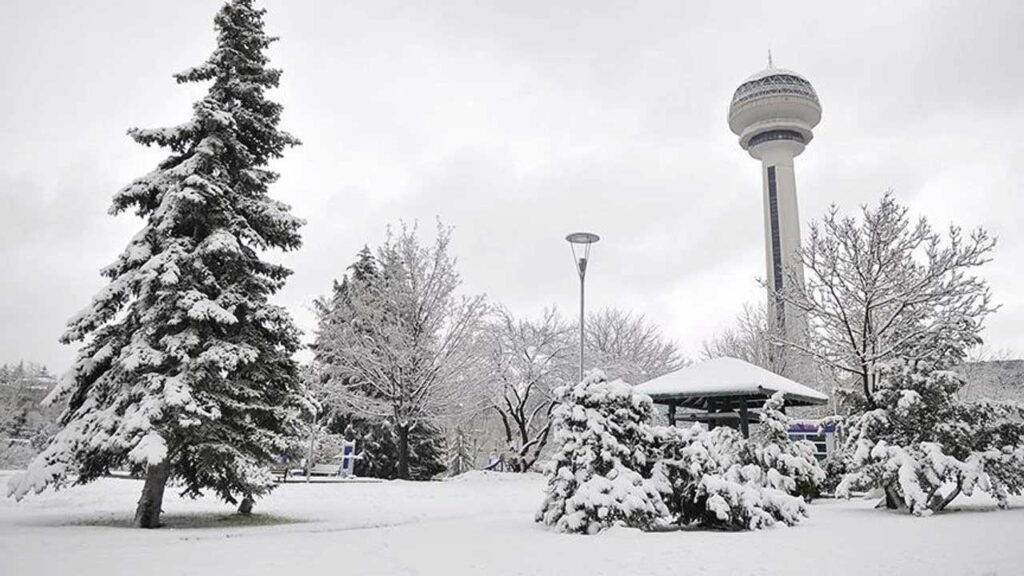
[634,357,828,438]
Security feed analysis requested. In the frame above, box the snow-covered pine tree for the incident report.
[748,391,827,500]
[837,361,1024,515]
[650,424,812,531]
[7,0,306,528]
[446,426,477,476]
[536,370,667,534]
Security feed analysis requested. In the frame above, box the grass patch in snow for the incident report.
[72,512,305,530]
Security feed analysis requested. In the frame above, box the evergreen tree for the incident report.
[446,426,477,476]
[837,361,1024,514]
[330,412,446,480]
[650,423,812,531]
[536,370,668,534]
[7,0,306,528]
[742,392,825,501]
[537,381,821,533]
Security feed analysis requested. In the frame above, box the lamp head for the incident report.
[566,232,600,279]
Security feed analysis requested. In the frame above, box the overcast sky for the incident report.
[2,0,1023,371]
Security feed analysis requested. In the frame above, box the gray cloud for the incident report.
[2,0,1022,370]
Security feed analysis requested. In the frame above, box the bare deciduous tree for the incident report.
[779,192,997,408]
[957,346,1023,402]
[484,307,574,472]
[701,303,785,373]
[318,223,488,479]
[584,308,686,384]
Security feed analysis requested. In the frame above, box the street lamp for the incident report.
[566,232,600,383]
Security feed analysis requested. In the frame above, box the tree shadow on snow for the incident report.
[65,512,306,530]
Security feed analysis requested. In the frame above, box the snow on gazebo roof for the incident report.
[634,357,828,407]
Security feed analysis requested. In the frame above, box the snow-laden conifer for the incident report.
[649,395,821,531]
[837,362,1024,514]
[536,370,668,534]
[749,391,827,499]
[538,382,824,533]
[7,0,306,528]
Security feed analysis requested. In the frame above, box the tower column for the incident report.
[755,141,807,347]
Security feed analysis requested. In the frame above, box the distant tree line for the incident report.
[0,362,60,468]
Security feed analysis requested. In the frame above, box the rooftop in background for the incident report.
[635,357,828,408]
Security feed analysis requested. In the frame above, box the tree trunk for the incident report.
[238,497,254,515]
[882,484,905,510]
[932,478,963,513]
[134,460,170,529]
[396,422,410,480]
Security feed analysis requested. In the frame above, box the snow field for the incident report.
[2,470,1023,576]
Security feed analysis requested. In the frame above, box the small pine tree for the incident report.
[748,392,826,500]
[446,426,477,476]
[7,0,306,528]
[837,361,1024,514]
[650,421,815,531]
[537,376,820,533]
[536,370,667,534]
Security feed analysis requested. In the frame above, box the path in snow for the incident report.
[1,470,1022,576]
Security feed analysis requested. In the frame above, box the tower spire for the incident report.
[767,48,774,69]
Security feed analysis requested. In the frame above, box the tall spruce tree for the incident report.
[7,0,305,528]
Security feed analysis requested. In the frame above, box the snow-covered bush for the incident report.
[649,395,821,531]
[538,380,824,533]
[536,370,668,534]
[837,361,1024,515]
[749,392,827,501]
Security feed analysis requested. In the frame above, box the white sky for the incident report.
[2,0,1023,371]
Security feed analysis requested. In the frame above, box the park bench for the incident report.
[272,439,359,482]
[269,463,295,483]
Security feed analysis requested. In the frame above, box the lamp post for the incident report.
[566,232,600,383]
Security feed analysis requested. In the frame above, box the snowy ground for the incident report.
[2,470,1022,576]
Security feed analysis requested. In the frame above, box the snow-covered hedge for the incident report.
[537,376,824,533]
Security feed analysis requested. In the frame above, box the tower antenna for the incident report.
[767,48,774,68]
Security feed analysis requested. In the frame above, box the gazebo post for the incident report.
[739,399,750,438]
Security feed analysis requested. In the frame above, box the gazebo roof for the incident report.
[634,357,828,407]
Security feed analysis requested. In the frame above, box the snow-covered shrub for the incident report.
[819,455,849,497]
[538,381,823,533]
[649,401,819,532]
[747,392,827,501]
[536,370,667,534]
[837,361,1024,515]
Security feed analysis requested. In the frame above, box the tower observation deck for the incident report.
[728,59,821,347]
